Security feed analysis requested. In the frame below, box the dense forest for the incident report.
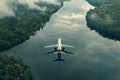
[0,54,32,80]
[86,0,120,40]
[86,0,120,6]
[0,1,66,51]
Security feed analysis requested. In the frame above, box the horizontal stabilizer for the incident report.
[54,59,65,62]
[62,51,75,54]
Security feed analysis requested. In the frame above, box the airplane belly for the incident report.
[57,47,61,51]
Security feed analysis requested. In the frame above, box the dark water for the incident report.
[1,0,120,80]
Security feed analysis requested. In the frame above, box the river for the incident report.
[1,0,120,80]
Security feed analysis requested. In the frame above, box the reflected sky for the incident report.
[1,0,120,80]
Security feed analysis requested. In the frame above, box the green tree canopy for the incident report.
[86,0,120,40]
[0,54,33,80]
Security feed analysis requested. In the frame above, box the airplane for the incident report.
[44,38,75,63]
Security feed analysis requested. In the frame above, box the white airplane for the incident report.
[44,38,74,53]
[44,38,75,62]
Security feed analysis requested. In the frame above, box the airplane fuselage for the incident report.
[57,38,62,51]
[44,38,74,62]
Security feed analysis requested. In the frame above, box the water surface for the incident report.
[1,0,120,80]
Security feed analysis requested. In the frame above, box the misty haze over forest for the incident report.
[0,0,60,18]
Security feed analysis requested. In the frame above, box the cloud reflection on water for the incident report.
[2,0,120,80]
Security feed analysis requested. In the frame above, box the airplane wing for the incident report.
[62,44,74,48]
[44,44,58,48]
[45,51,56,54]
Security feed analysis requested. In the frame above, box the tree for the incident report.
[0,54,33,80]
[86,0,120,40]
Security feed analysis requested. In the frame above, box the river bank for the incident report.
[0,0,69,51]
[86,0,120,40]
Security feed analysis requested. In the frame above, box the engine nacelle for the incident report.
[54,48,57,51]
[62,47,65,51]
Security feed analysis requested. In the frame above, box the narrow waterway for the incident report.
[1,0,120,80]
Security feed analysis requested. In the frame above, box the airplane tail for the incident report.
[54,59,65,62]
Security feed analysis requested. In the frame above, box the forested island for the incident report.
[86,0,120,40]
[0,0,68,51]
[0,54,32,80]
